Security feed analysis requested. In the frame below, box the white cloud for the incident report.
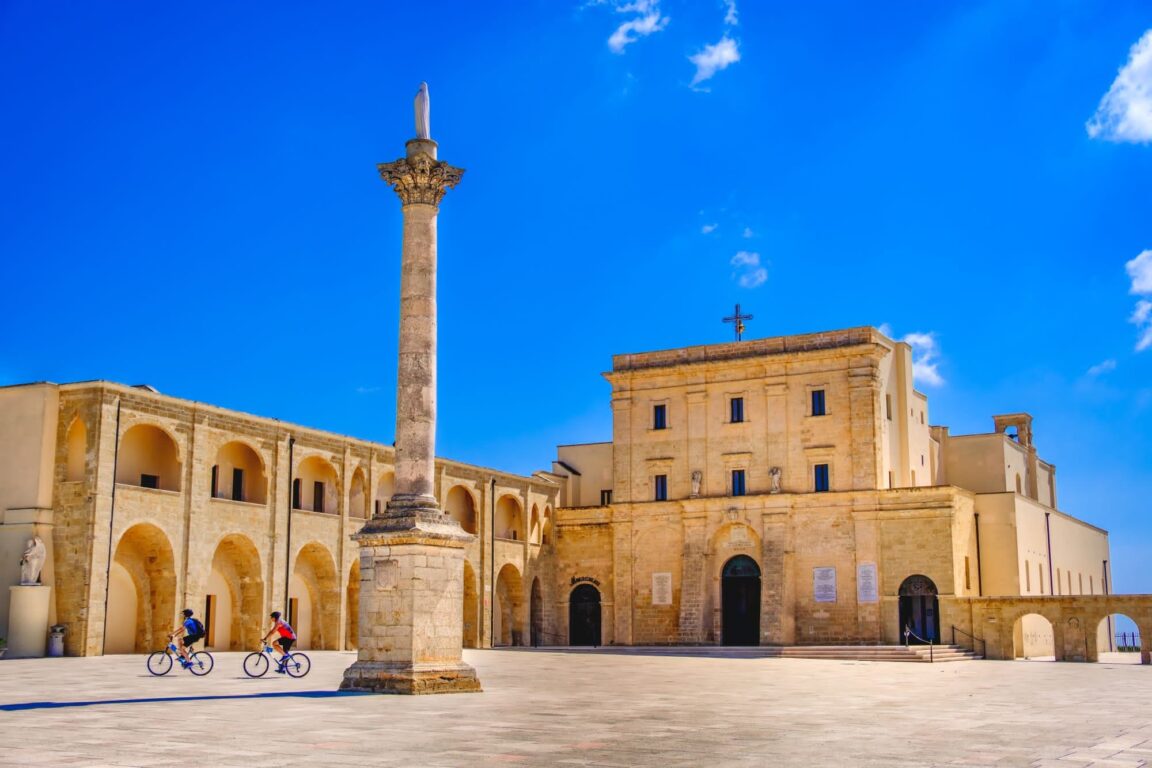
[606,1,669,53]
[723,0,738,26]
[1127,249,1152,294]
[1086,30,1152,143]
[730,250,767,288]
[1132,300,1152,351]
[701,223,718,234]
[689,36,740,86]
[882,328,944,386]
[742,226,753,238]
[1086,359,1118,377]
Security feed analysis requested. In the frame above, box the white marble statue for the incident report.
[690,470,702,497]
[19,536,46,585]
[414,82,430,140]
[769,466,782,494]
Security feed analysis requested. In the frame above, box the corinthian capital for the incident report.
[378,152,464,206]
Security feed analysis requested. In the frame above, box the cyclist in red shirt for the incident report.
[260,611,297,673]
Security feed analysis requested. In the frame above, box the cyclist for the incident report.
[170,608,204,666]
[260,611,297,673]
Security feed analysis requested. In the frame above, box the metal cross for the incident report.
[722,304,754,341]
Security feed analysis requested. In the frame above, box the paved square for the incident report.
[0,650,1148,767]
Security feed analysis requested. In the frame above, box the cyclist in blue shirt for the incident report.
[170,609,205,666]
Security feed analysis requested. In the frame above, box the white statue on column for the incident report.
[414,82,430,140]
[20,536,46,585]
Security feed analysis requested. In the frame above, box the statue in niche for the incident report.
[690,470,702,497]
[19,537,46,585]
[769,466,782,494]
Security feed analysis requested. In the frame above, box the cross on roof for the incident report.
[722,304,753,341]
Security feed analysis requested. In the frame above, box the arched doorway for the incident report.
[290,542,340,649]
[462,561,479,649]
[494,564,524,646]
[530,578,543,647]
[345,559,360,650]
[107,523,177,653]
[722,555,761,646]
[1012,612,1055,660]
[205,534,263,650]
[899,574,940,644]
[569,584,601,647]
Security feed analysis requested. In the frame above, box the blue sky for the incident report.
[3,2,1151,595]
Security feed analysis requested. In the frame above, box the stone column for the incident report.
[340,133,480,694]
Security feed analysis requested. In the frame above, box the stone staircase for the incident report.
[761,644,982,662]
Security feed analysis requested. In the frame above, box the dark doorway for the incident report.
[569,584,601,646]
[722,555,761,646]
[530,578,543,647]
[898,574,940,643]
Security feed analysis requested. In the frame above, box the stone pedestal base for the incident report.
[8,585,51,658]
[340,502,481,695]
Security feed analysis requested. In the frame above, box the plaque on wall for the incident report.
[652,572,673,606]
[857,563,878,603]
[813,566,837,603]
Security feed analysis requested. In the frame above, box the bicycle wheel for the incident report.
[187,651,214,676]
[146,651,173,676]
[283,652,311,678]
[243,652,270,678]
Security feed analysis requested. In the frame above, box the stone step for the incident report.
[762,644,982,663]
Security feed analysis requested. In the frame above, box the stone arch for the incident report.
[290,541,340,649]
[462,560,479,649]
[1096,613,1142,660]
[65,417,87,482]
[708,520,762,553]
[107,523,177,653]
[346,558,360,650]
[205,534,263,650]
[294,456,339,514]
[542,505,553,545]
[569,583,602,646]
[494,563,525,646]
[529,504,541,544]
[899,574,941,644]
[721,555,761,646]
[349,467,368,518]
[1012,612,1055,660]
[445,485,478,534]
[495,495,524,541]
[375,470,395,516]
[117,424,182,491]
[530,577,543,646]
[212,440,267,504]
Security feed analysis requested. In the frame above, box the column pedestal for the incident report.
[8,585,51,658]
[340,503,480,694]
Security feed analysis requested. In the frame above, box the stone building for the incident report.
[545,327,1117,656]
[0,380,559,656]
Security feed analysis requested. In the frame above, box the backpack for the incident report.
[189,618,205,636]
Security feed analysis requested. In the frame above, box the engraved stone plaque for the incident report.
[813,566,837,603]
[857,563,878,603]
[375,559,400,591]
[652,572,673,605]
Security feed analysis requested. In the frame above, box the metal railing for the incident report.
[1115,632,1142,652]
[951,625,987,658]
[903,624,934,662]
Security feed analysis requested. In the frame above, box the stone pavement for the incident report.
[0,649,1149,767]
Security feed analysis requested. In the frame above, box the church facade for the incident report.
[0,326,1139,659]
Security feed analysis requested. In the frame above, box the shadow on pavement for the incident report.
[1,690,368,712]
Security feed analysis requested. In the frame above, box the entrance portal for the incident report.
[569,584,601,646]
[898,574,940,643]
[722,555,761,646]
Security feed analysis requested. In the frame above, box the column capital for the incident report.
[378,152,464,206]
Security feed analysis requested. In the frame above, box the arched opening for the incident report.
[542,506,553,546]
[1012,612,1055,660]
[495,495,524,541]
[107,523,177,653]
[445,485,478,534]
[212,441,267,504]
[530,577,543,646]
[494,563,524,646]
[346,559,360,650]
[529,505,541,544]
[375,471,395,516]
[899,574,940,644]
[462,560,479,649]
[349,468,367,518]
[117,424,182,491]
[294,456,339,514]
[568,584,601,647]
[290,542,340,649]
[65,418,86,481]
[1098,613,1142,663]
[722,555,761,646]
[205,535,263,651]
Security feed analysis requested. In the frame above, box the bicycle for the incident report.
[147,636,214,676]
[242,644,311,678]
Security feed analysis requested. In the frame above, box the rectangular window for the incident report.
[1068,571,1073,594]
[600,489,613,505]
[920,411,925,425]
[888,471,894,488]
[731,469,746,496]
[653,474,667,501]
[313,481,325,513]
[292,478,302,510]
[730,397,744,423]
[811,389,826,416]
[374,499,382,516]
[653,404,667,430]
[210,465,219,498]
[140,474,159,489]
[1025,560,1031,591]
[232,468,244,502]
[1056,568,1062,595]
[885,394,892,420]
[813,464,830,492]
[964,557,971,590]
[1090,575,1094,594]
[1038,563,1044,595]
[1079,573,1083,594]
